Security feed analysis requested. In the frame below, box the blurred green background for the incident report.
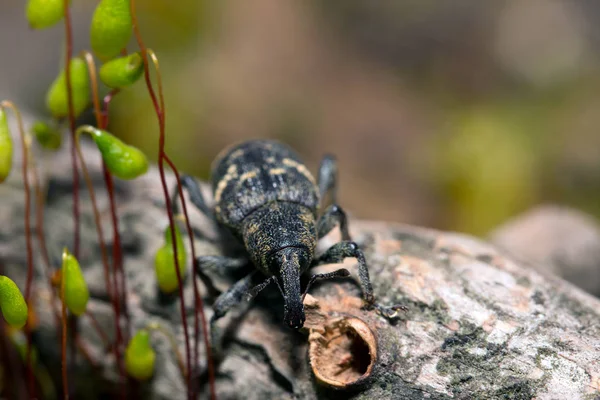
[2,0,599,237]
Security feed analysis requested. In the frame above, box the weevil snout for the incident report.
[284,303,306,330]
[275,247,309,330]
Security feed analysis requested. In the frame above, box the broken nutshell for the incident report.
[303,294,378,389]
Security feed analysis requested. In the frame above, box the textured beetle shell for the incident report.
[241,201,317,274]
[211,140,320,230]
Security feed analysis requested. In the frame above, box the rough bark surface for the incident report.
[2,138,600,400]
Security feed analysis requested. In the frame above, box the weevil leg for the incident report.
[301,268,350,302]
[195,255,249,298]
[196,255,248,276]
[317,154,338,206]
[312,241,407,319]
[317,204,351,241]
[312,241,374,304]
[171,174,214,219]
[210,272,257,357]
[244,276,277,302]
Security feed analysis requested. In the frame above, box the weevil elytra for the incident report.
[172,139,402,351]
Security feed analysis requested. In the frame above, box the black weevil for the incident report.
[173,139,402,350]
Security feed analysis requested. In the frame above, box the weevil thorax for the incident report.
[242,201,317,275]
[241,201,316,329]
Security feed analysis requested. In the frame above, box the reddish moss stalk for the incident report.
[60,268,68,399]
[131,3,215,397]
[1,101,36,398]
[86,310,110,350]
[62,4,79,393]
[85,61,129,340]
[131,6,191,399]
[74,135,126,392]
[103,165,131,339]
[80,55,127,398]
[63,0,80,259]
[31,159,64,348]
[98,88,130,343]
[165,155,215,397]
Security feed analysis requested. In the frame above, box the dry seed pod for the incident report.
[90,0,133,60]
[0,109,12,183]
[62,248,90,316]
[125,329,156,380]
[154,223,187,293]
[45,58,90,118]
[26,0,69,29]
[308,317,377,389]
[99,52,144,89]
[0,276,28,329]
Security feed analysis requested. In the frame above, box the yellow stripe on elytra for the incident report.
[282,158,317,186]
[268,168,286,175]
[214,164,238,203]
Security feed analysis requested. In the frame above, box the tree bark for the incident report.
[1,138,600,400]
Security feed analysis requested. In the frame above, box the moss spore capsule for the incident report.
[99,52,144,89]
[0,276,28,329]
[0,109,12,183]
[155,223,187,293]
[46,58,90,118]
[90,0,133,60]
[32,121,62,150]
[62,248,90,316]
[26,0,70,29]
[87,128,148,180]
[125,329,156,380]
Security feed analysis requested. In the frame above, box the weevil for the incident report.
[172,140,402,351]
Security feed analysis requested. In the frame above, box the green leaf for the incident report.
[32,121,62,150]
[0,276,28,329]
[99,52,144,89]
[45,58,90,119]
[62,249,89,316]
[125,329,156,380]
[154,223,187,293]
[26,0,70,29]
[90,0,133,61]
[89,128,148,180]
[0,109,12,183]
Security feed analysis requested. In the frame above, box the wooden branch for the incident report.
[1,137,599,400]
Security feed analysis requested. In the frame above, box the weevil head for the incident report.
[271,246,310,330]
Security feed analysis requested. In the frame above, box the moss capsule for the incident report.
[26,0,69,29]
[90,0,133,60]
[0,109,12,183]
[99,52,144,89]
[88,128,148,180]
[155,223,187,294]
[0,276,28,329]
[45,58,90,119]
[125,329,156,380]
[32,121,62,150]
[62,249,89,316]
